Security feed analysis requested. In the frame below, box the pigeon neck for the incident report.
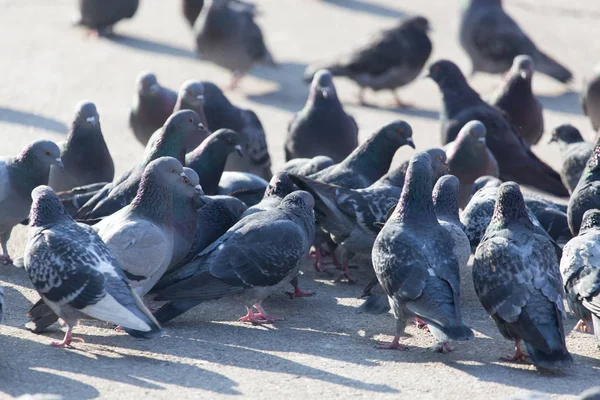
[579,212,600,234]
[393,167,437,224]
[8,154,51,195]
[582,139,600,181]
[144,129,187,166]
[439,77,482,117]
[64,125,109,166]
[130,175,174,224]
[433,189,460,224]
[345,133,400,181]
[447,138,486,179]
[186,140,228,195]
[374,164,407,188]
[489,194,532,231]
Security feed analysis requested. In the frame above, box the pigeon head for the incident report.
[392,152,437,223]
[309,69,337,102]
[378,120,415,149]
[136,71,161,97]
[280,191,316,228]
[264,172,297,199]
[580,209,600,233]
[29,186,70,227]
[471,175,502,195]
[400,16,430,32]
[73,100,100,129]
[548,124,584,144]
[457,120,487,148]
[18,140,63,171]
[432,175,461,224]
[490,182,532,229]
[178,80,205,107]
[510,55,534,81]
[176,167,205,204]
[148,110,206,163]
[427,148,450,182]
[427,60,468,87]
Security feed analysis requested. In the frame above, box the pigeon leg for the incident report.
[431,342,454,353]
[414,317,430,331]
[0,233,13,265]
[574,319,590,333]
[391,91,412,109]
[333,254,356,284]
[238,307,269,324]
[361,276,380,298]
[500,340,529,362]
[50,325,84,347]
[309,249,323,272]
[376,336,408,350]
[253,304,285,322]
[286,276,315,299]
[228,72,244,90]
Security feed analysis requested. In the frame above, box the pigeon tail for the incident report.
[534,51,573,84]
[523,341,573,370]
[429,321,475,342]
[356,294,391,315]
[153,299,203,325]
[26,298,60,333]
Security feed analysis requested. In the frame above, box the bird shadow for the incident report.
[246,61,310,112]
[105,33,198,60]
[0,107,68,134]
[537,90,582,115]
[322,0,405,18]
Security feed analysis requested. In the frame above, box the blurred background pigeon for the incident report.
[74,0,139,36]
[549,124,594,194]
[581,65,600,133]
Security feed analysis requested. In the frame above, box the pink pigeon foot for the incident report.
[51,326,84,347]
[376,335,408,350]
[500,340,529,362]
[415,317,429,331]
[574,319,590,333]
[286,287,315,299]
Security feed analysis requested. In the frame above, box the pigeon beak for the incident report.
[442,162,449,170]
[149,83,160,94]
[55,158,64,169]
[321,88,329,99]
[194,184,204,195]
[86,116,96,125]
[478,137,486,145]
[406,137,416,149]
[234,144,243,157]
[198,123,206,131]
[520,70,528,79]
[548,135,558,144]
[196,94,204,101]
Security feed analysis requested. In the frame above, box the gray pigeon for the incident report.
[242,172,298,218]
[309,120,415,189]
[427,60,568,197]
[549,124,594,194]
[186,129,243,195]
[489,55,544,146]
[304,16,432,107]
[286,70,358,163]
[217,171,269,207]
[77,110,204,219]
[279,156,335,177]
[49,101,115,192]
[560,209,600,340]
[202,82,272,179]
[193,0,276,89]
[444,120,499,208]
[473,182,572,369]
[93,157,198,297]
[173,80,211,152]
[372,152,474,352]
[23,186,161,347]
[568,136,600,236]
[183,0,205,27]
[373,148,449,189]
[459,0,572,83]
[582,66,600,133]
[129,72,178,146]
[0,140,62,264]
[153,191,315,325]
[74,0,139,36]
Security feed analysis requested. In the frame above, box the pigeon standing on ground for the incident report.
[129,72,178,146]
[286,70,358,163]
[201,82,272,179]
[279,156,335,177]
[371,152,474,352]
[560,209,600,340]
[473,182,572,369]
[49,101,114,192]
[0,140,62,264]
[581,66,600,133]
[459,0,572,83]
[489,55,544,146]
[23,186,161,347]
[427,60,568,197]
[568,136,600,236]
[193,0,276,89]
[153,191,315,325]
[74,0,139,36]
[549,124,594,194]
[304,16,432,107]
[172,80,211,151]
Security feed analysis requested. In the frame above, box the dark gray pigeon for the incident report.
[129,72,178,146]
[489,55,544,146]
[183,0,205,27]
[459,0,572,83]
[217,171,269,206]
[202,82,272,179]
[0,140,62,264]
[582,66,600,133]
[153,191,315,325]
[173,80,211,152]
[427,60,568,197]
[77,110,204,219]
[304,16,432,107]
[309,120,415,189]
[194,0,276,89]
[242,172,297,218]
[74,0,139,35]
[49,101,114,192]
[371,152,474,352]
[23,186,161,347]
[286,70,358,163]
[549,124,594,194]
[568,136,600,236]
[560,209,600,340]
[93,157,198,297]
[186,129,243,195]
[473,182,572,369]
[279,156,335,177]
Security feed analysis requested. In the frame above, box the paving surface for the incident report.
[0,0,599,399]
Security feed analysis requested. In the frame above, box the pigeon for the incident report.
[0,285,3,324]
[444,120,499,208]
[153,191,315,325]
[217,171,269,206]
[473,182,572,369]
[488,55,544,146]
[77,110,204,219]
[242,172,298,218]
[279,156,335,177]
[303,16,432,107]
[582,66,600,133]
[371,152,474,352]
[309,120,415,189]
[183,0,204,27]
[193,0,276,89]
[432,175,470,271]
[427,60,568,197]
[49,101,115,193]
[459,0,572,83]
[185,129,243,195]
[202,82,272,179]
[23,186,161,347]
[172,80,211,152]
[560,209,600,340]
[0,140,62,264]
[373,147,449,189]
[74,0,139,36]
[568,136,600,236]
[129,72,178,146]
[93,157,198,297]
[286,69,358,163]
[549,124,594,194]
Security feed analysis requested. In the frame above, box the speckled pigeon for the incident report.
[549,124,594,194]
[74,0,139,36]
[582,65,600,133]
[279,156,335,177]
[568,136,600,236]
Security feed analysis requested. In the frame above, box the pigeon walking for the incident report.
[74,0,139,36]
[568,136,600,236]
[460,0,572,83]
[581,66,600,133]
[23,186,161,347]
[473,182,572,369]
[549,124,594,194]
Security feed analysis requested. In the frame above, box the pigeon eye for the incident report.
[396,129,403,135]
[45,151,50,156]
[432,65,440,71]
[188,118,193,123]
[186,89,192,95]
[438,156,443,161]
[226,138,231,143]
[469,130,475,136]
[170,169,175,173]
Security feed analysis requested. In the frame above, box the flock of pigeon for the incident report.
[2,0,600,375]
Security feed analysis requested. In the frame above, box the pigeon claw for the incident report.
[286,287,315,299]
[500,341,529,363]
[375,336,408,351]
[51,326,84,348]
[239,305,285,324]
[573,319,590,333]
